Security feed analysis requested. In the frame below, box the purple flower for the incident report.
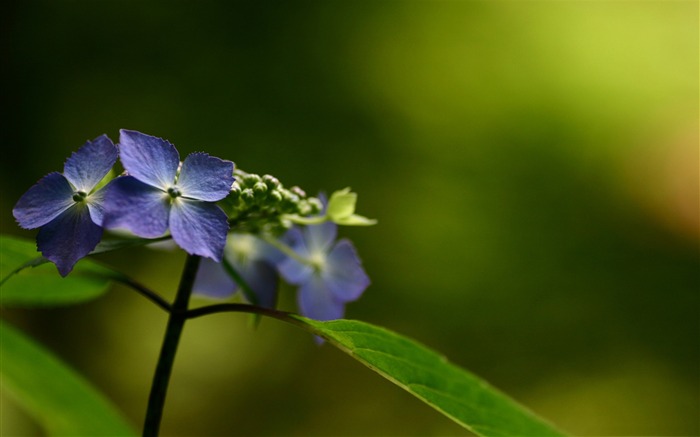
[103,130,234,261]
[193,233,283,307]
[13,135,118,276]
[278,221,370,321]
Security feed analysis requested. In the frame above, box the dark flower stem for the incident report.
[142,254,201,437]
[109,273,172,313]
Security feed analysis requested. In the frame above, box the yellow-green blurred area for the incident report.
[1,1,698,436]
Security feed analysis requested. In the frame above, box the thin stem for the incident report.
[221,258,258,305]
[143,255,201,437]
[185,303,293,322]
[109,273,172,313]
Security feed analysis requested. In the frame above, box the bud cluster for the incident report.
[222,169,323,234]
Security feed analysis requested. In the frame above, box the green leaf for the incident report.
[291,316,566,437]
[326,188,376,226]
[0,235,113,306]
[333,213,378,226]
[326,187,357,221]
[0,319,136,436]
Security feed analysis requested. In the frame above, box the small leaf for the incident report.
[291,316,566,437]
[0,319,136,436]
[326,188,357,221]
[333,214,378,226]
[0,235,113,306]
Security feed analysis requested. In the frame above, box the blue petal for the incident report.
[85,184,108,226]
[63,135,118,193]
[226,233,285,265]
[297,275,346,321]
[177,152,234,201]
[36,204,103,277]
[170,199,229,261]
[277,228,313,285]
[193,258,236,299]
[304,221,337,253]
[102,176,170,238]
[256,236,287,264]
[236,261,278,308]
[118,130,179,189]
[324,239,370,302]
[13,172,74,229]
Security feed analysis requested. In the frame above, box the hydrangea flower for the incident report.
[13,135,118,276]
[278,221,369,320]
[103,130,234,261]
[193,233,283,307]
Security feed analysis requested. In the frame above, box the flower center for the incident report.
[229,234,258,263]
[167,186,182,198]
[309,251,326,272]
[72,191,87,202]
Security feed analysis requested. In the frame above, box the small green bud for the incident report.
[229,182,241,199]
[253,182,268,195]
[308,197,323,214]
[242,173,262,187]
[241,188,255,203]
[262,175,280,190]
[298,202,312,216]
[290,186,306,198]
[269,190,283,203]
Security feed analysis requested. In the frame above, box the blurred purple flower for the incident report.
[13,135,118,276]
[278,221,369,321]
[193,233,283,307]
[103,130,234,261]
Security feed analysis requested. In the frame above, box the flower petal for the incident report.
[177,152,234,201]
[324,239,370,302]
[192,258,236,299]
[36,204,103,277]
[118,129,179,189]
[85,185,108,226]
[63,135,118,192]
[102,176,170,238]
[13,172,75,229]
[304,221,337,253]
[297,275,346,321]
[170,199,229,261]
[277,228,313,285]
[236,261,278,308]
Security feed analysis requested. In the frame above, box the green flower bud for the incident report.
[242,173,262,187]
[241,188,255,203]
[253,182,268,196]
[262,174,280,190]
[307,197,323,214]
[229,182,241,200]
[291,186,306,198]
[268,190,283,203]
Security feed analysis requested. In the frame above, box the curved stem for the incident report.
[184,303,320,341]
[185,303,293,321]
[142,255,201,437]
[109,273,172,313]
[221,258,258,306]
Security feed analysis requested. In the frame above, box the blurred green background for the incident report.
[1,1,698,436]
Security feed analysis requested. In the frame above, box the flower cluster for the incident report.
[14,130,374,320]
